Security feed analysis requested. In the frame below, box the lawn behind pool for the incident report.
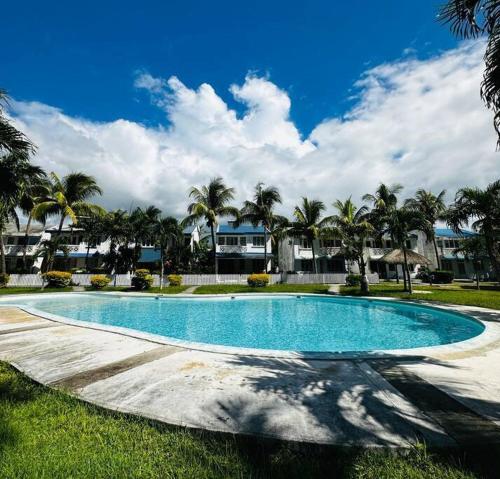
[0,361,485,479]
[0,287,73,295]
[340,282,500,310]
[193,283,330,294]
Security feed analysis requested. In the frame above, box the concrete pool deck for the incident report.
[1,294,500,447]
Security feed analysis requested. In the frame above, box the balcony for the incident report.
[318,246,342,256]
[368,247,392,258]
[4,245,37,255]
[218,245,248,254]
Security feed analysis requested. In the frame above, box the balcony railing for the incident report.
[318,247,342,256]
[4,245,36,255]
[368,247,392,257]
[218,245,247,254]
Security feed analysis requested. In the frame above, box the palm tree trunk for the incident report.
[210,224,217,276]
[311,240,317,274]
[85,243,91,271]
[403,247,412,294]
[22,213,33,272]
[57,214,65,234]
[263,227,268,273]
[432,236,442,270]
[0,233,6,275]
[359,257,369,294]
[402,262,407,291]
[159,248,164,290]
[474,261,480,290]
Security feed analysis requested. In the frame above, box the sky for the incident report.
[3,1,500,218]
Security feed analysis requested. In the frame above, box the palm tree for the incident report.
[238,183,286,273]
[78,213,106,271]
[0,154,46,274]
[183,177,239,275]
[329,198,373,294]
[439,1,500,147]
[33,172,105,235]
[130,205,161,271]
[384,207,431,294]
[454,236,488,290]
[446,180,500,281]
[34,236,70,273]
[102,210,131,284]
[153,216,180,289]
[288,198,330,274]
[405,189,447,270]
[0,89,36,160]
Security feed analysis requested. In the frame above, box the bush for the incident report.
[167,274,182,286]
[431,270,454,284]
[131,269,154,290]
[0,273,10,288]
[43,271,72,288]
[90,274,111,290]
[345,274,362,286]
[247,273,270,287]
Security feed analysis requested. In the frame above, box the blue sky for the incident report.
[4,2,496,216]
[4,0,457,136]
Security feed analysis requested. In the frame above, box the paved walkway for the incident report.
[1,303,500,447]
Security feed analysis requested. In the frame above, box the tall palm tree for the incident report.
[34,236,70,273]
[183,177,239,275]
[153,216,180,289]
[130,205,161,271]
[33,172,105,235]
[363,183,402,238]
[238,183,286,273]
[102,210,131,284]
[0,89,36,160]
[329,198,373,294]
[0,154,46,274]
[454,236,488,290]
[439,1,500,147]
[384,207,431,294]
[78,212,106,271]
[288,198,329,274]
[405,189,447,270]
[446,180,500,281]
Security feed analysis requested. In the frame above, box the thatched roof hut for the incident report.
[379,248,431,265]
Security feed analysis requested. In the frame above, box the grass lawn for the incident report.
[0,361,486,479]
[193,283,331,295]
[84,286,190,294]
[340,282,500,310]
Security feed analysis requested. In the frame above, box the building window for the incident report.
[6,236,16,245]
[218,236,225,245]
[385,240,392,248]
[240,236,247,246]
[458,261,466,275]
[321,239,341,248]
[442,260,452,270]
[253,236,264,247]
[300,238,311,249]
[220,236,238,246]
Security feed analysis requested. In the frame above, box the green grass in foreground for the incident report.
[340,282,500,310]
[84,285,190,294]
[0,361,484,479]
[194,283,330,294]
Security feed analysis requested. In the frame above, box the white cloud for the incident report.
[8,41,500,219]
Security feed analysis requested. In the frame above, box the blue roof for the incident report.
[138,248,161,263]
[434,228,476,238]
[55,252,91,258]
[218,223,264,234]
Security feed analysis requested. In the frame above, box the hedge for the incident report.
[431,270,454,284]
[167,274,182,286]
[43,271,72,288]
[90,275,111,289]
[345,274,361,286]
[132,269,154,290]
[247,273,270,287]
[0,273,10,288]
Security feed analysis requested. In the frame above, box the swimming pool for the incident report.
[2,293,485,354]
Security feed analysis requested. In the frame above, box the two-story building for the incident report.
[214,223,273,274]
[1,223,49,272]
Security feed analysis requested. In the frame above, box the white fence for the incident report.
[7,272,379,287]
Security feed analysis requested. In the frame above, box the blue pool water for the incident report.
[4,294,484,352]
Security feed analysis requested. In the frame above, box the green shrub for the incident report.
[131,269,154,290]
[345,274,361,286]
[247,273,270,287]
[431,270,454,284]
[0,273,10,288]
[43,271,72,288]
[90,274,111,290]
[167,274,182,286]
